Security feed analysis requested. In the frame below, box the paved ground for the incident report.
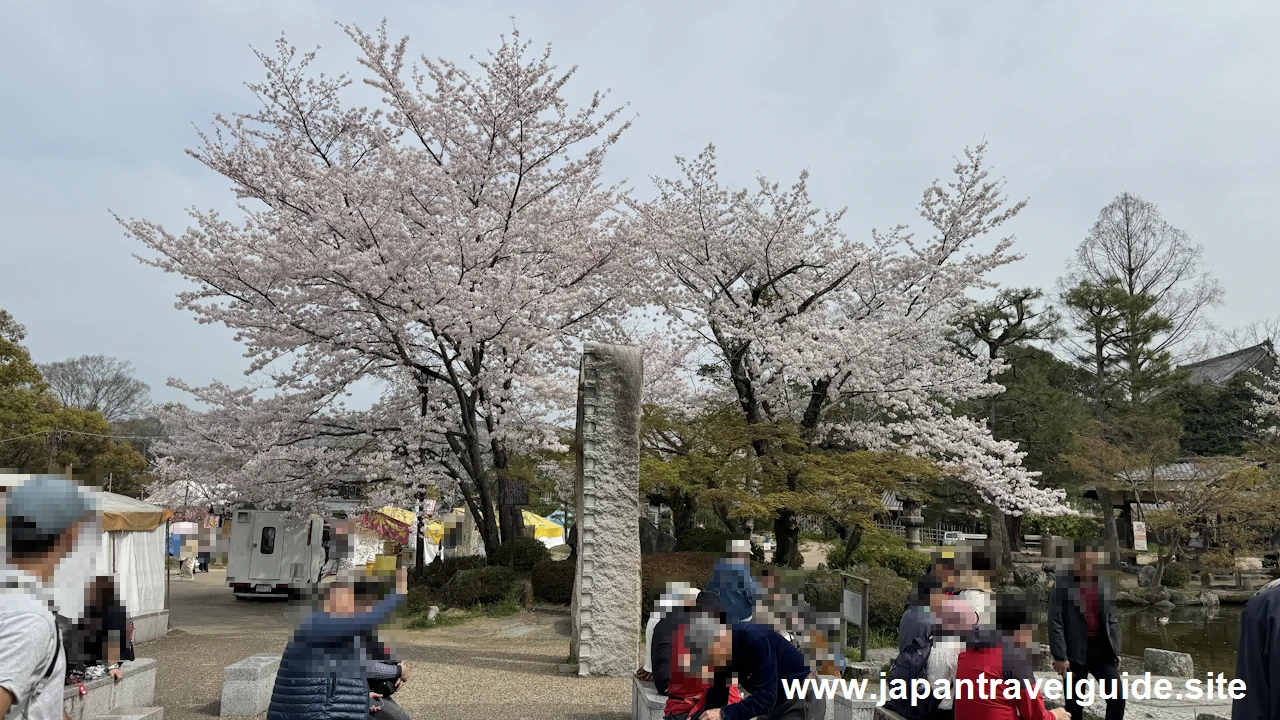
[142,570,629,720]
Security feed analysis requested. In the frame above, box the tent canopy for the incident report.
[101,492,173,532]
[522,510,564,541]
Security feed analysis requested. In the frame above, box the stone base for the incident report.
[220,655,280,717]
[632,677,666,720]
[63,658,157,720]
[130,610,169,644]
[830,694,886,720]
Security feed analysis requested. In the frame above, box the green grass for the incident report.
[845,626,897,656]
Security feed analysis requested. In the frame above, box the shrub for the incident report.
[404,585,436,615]
[803,567,843,612]
[444,566,518,607]
[419,554,488,591]
[1023,514,1101,539]
[864,566,912,631]
[640,552,718,624]
[531,560,576,605]
[804,564,910,633]
[1199,550,1237,577]
[828,530,929,580]
[1161,562,1191,589]
[489,537,552,573]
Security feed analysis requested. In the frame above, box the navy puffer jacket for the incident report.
[266,593,404,720]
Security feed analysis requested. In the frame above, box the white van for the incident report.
[225,507,326,599]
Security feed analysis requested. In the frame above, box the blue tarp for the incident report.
[547,509,572,526]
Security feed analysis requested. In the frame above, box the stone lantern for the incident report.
[902,499,924,551]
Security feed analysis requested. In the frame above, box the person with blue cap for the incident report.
[1,474,99,720]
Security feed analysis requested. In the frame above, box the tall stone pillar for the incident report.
[570,343,643,677]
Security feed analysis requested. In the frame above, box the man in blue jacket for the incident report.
[690,614,823,720]
[706,540,758,624]
[267,566,406,720]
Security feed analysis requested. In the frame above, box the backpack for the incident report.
[884,633,939,720]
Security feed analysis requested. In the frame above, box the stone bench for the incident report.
[221,655,281,717]
[62,658,158,720]
[632,677,665,720]
[129,610,169,645]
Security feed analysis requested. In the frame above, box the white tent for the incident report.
[95,492,171,619]
[0,476,170,622]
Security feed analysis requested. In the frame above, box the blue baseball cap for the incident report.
[5,475,98,543]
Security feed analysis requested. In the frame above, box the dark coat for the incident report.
[897,604,934,653]
[266,593,402,720]
[1047,571,1121,665]
[1234,579,1280,720]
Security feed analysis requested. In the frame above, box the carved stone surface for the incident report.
[570,343,643,678]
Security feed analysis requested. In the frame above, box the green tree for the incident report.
[952,288,1064,567]
[1176,375,1261,457]
[0,308,148,489]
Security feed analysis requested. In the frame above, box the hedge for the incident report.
[444,566,518,607]
[640,552,718,624]
[531,560,576,605]
[489,537,552,573]
[419,555,488,591]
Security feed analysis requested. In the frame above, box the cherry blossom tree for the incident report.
[119,23,633,556]
[627,143,1069,565]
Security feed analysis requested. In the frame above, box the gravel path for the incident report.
[145,570,630,720]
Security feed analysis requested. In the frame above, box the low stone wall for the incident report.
[221,655,280,717]
[130,610,169,645]
[62,658,157,720]
[632,677,664,720]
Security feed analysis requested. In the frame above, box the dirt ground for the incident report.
[145,570,629,720]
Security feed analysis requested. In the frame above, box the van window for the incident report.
[238,512,249,524]
[261,527,276,555]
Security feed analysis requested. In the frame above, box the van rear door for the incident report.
[248,513,281,581]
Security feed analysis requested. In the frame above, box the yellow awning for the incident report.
[376,506,416,526]
[522,510,564,541]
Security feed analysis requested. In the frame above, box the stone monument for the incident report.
[570,343,643,677]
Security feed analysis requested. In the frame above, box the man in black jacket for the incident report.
[1048,541,1123,720]
[1233,576,1280,719]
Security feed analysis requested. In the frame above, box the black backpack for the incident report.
[884,633,940,720]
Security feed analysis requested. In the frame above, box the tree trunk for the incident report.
[836,523,865,569]
[670,492,697,540]
[1005,514,1023,553]
[1096,487,1121,556]
[414,492,427,578]
[773,510,801,567]
[987,506,1011,572]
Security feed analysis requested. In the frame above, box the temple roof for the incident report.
[1180,341,1276,388]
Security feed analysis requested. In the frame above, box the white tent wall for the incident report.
[111,526,166,615]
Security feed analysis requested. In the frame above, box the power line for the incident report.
[0,428,169,446]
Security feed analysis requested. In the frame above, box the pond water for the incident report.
[1030,605,1241,677]
[1112,605,1242,677]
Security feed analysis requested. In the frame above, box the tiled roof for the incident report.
[1181,342,1276,387]
[881,490,903,511]
[1114,457,1257,489]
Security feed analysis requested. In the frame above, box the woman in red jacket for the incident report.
[954,598,1069,720]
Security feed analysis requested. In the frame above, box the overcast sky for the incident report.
[2,1,1277,407]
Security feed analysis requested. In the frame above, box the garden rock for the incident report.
[1143,648,1194,678]
[1198,590,1220,609]
[1152,599,1176,611]
[1115,592,1149,606]
[1137,564,1158,588]
[1142,586,1171,604]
